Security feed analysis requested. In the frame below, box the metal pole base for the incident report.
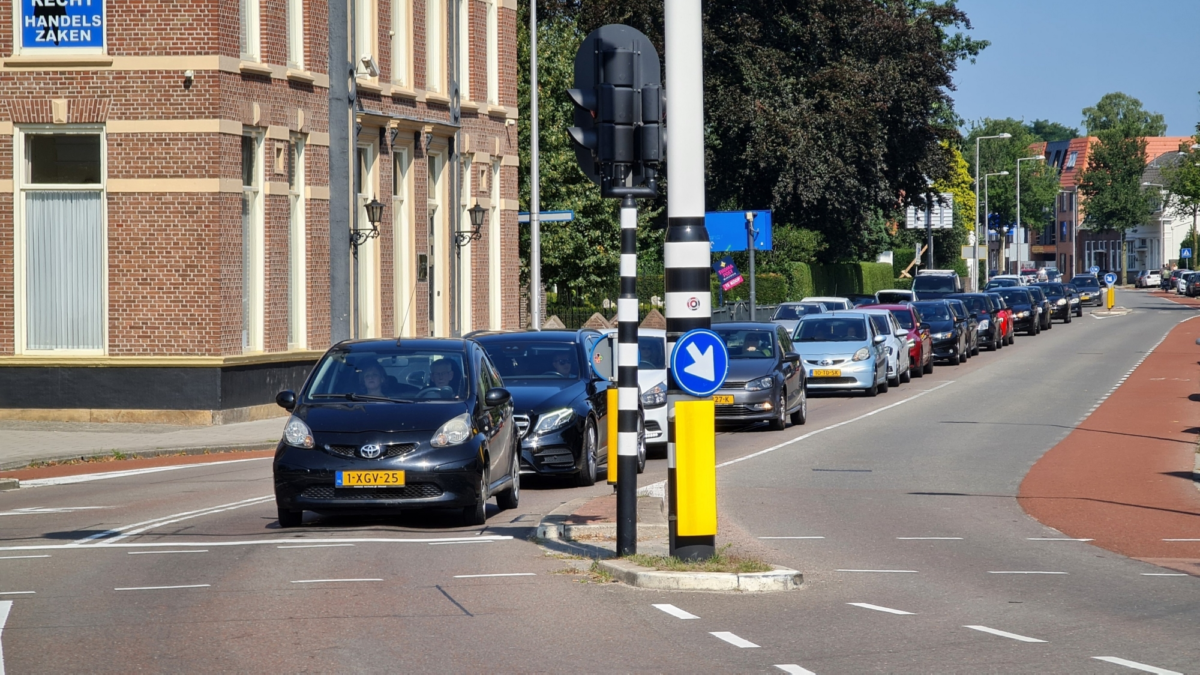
[615,454,638,556]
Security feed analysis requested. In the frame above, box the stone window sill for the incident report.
[239,61,274,77]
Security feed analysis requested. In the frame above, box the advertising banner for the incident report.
[21,0,104,50]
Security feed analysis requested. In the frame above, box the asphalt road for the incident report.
[1,291,1197,673]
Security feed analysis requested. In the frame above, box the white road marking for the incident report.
[429,540,494,545]
[848,603,913,615]
[0,506,110,516]
[1141,573,1188,577]
[710,632,760,648]
[453,573,536,579]
[652,603,699,620]
[1162,538,1200,542]
[290,578,383,584]
[0,556,49,560]
[0,593,33,596]
[984,566,1070,571]
[69,495,274,546]
[1027,537,1093,541]
[0,535,514,552]
[1092,656,1182,674]
[277,544,356,549]
[114,585,210,591]
[837,569,918,573]
[774,665,816,675]
[896,537,962,540]
[0,600,11,675]
[127,550,208,555]
[964,625,1046,643]
[759,536,825,540]
[92,496,275,546]
[19,457,271,488]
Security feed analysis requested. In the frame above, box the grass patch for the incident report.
[624,545,772,574]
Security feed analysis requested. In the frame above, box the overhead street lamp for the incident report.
[984,171,1008,274]
[1015,155,1045,277]
[974,133,1012,289]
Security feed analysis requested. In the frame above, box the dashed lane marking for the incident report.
[0,556,49,560]
[290,579,383,584]
[1027,537,1093,541]
[1141,573,1188,577]
[964,625,1046,643]
[837,569,918,573]
[710,632,760,648]
[1162,538,1200,542]
[1092,656,1182,674]
[987,571,1068,575]
[277,544,356,549]
[429,540,495,546]
[759,536,824,540]
[774,665,816,675]
[127,550,208,555]
[847,603,914,615]
[453,573,536,579]
[114,585,210,591]
[896,537,962,540]
[652,604,699,620]
[0,600,12,675]
[0,593,33,597]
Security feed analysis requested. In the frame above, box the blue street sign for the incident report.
[1182,248,1193,259]
[670,329,730,398]
[1089,266,1100,275]
[1104,272,1117,286]
[706,210,772,252]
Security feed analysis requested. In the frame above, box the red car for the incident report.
[860,304,933,377]
[984,292,1016,346]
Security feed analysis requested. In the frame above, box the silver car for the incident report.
[770,302,826,334]
[854,309,912,387]
[793,312,890,396]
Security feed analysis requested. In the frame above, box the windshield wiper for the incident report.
[310,393,415,403]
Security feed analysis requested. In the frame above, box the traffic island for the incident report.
[596,557,802,592]
[0,478,17,491]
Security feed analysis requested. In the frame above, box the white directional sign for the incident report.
[904,194,954,230]
[670,329,730,398]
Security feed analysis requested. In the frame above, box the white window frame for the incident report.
[241,0,261,61]
[392,0,412,87]
[458,0,470,102]
[13,1,108,56]
[242,130,265,353]
[393,144,415,336]
[13,125,108,355]
[356,141,380,338]
[486,0,498,105]
[428,150,447,336]
[288,135,307,349]
[488,159,502,329]
[354,0,376,76]
[426,0,444,93]
[286,0,305,70]
[459,154,473,331]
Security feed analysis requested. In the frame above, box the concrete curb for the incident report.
[597,558,803,592]
[0,442,277,472]
[0,478,18,491]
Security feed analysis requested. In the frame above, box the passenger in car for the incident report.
[358,363,389,397]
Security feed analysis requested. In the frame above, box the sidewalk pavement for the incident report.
[0,417,285,470]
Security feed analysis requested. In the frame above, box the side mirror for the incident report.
[484,387,512,407]
[873,335,886,344]
[783,352,800,364]
[276,390,297,411]
[894,329,908,338]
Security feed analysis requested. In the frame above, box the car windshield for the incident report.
[716,328,776,357]
[638,336,666,369]
[481,341,581,382]
[955,296,987,312]
[986,278,1019,288]
[815,301,846,311]
[1073,276,1100,289]
[1028,288,1046,301]
[794,318,870,342]
[1039,285,1064,298]
[987,295,1007,309]
[912,303,951,320]
[306,348,468,402]
[888,310,914,329]
[876,291,911,303]
[913,276,957,292]
[773,304,821,320]
[998,290,1030,305]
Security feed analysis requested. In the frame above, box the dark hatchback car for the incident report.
[946,298,979,357]
[1033,282,1073,323]
[474,330,620,487]
[1071,274,1103,305]
[996,287,1039,335]
[273,338,519,528]
[711,323,807,429]
[948,293,1003,351]
[912,300,968,365]
[1026,285,1054,330]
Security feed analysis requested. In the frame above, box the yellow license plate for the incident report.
[713,395,734,404]
[336,470,405,488]
[1081,294,1091,300]
[812,369,842,377]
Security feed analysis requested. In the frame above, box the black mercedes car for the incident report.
[948,293,1002,351]
[474,330,632,486]
[273,338,519,528]
[912,300,968,365]
[1033,282,1072,323]
[996,287,1039,336]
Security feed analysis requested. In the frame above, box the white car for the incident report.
[1136,270,1162,288]
[770,302,826,334]
[601,327,667,453]
[801,296,852,311]
[854,309,912,387]
[1178,272,1193,295]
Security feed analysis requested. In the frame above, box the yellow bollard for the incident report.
[1107,286,1115,309]
[607,387,618,485]
[675,398,717,537]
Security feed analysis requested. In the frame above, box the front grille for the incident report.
[804,358,847,366]
[723,381,747,390]
[533,447,575,468]
[325,445,356,458]
[514,414,530,438]
[325,443,416,459]
[808,377,859,385]
[645,420,662,432]
[715,404,758,416]
[299,483,444,500]
[385,443,417,457]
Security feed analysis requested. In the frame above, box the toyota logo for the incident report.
[820,359,832,366]
[359,444,382,459]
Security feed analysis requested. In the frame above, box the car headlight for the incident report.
[641,382,667,408]
[532,407,575,435]
[745,376,774,392]
[431,412,474,447]
[852,347,870,361]
[978,319,989,330]
[1056,298,1066,306]
[283,415,315,449]
[1017,311,1030,318]
[931,332,951,340]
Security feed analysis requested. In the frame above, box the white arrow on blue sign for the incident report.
[1089,266,1100,275]
[670,329,730,398]
[1104,273,1117,286]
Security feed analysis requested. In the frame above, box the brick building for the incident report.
[0,0,520,424]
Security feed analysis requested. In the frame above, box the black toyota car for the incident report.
[1033,282,1072,323]
[474,330,635,487]
[996,287,1039,336]
[273,338,519,528]
[912,300,969,365]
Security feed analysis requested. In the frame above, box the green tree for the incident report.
[1160,139,1200,270]
[964,118,1060,234]
[1027,119,1079,142]
[1082,92,1167,137]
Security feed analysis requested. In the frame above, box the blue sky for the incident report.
[952,0,1200,136]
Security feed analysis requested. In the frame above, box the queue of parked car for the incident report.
[268,267,1101,529]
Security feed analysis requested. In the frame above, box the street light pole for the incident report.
[528,0,541,329]
[974,133,1012,290]
[984,170,1007,275]
[1015,155,1045,276]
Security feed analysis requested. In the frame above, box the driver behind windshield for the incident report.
[424,358,463,396]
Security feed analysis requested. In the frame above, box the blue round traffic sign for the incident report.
[1103,272,1117,286]
[670,329,730,398]
[1089,266,1100,275]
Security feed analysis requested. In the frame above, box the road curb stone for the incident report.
[597,558,803,592]
[0,442,278,471]
[0,478,17,491]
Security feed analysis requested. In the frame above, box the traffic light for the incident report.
[568,24,662,196]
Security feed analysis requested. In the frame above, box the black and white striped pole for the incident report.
[665,0,716,560]
[615,195,640,555]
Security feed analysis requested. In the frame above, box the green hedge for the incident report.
[713,273,789,305]
[892,277,913,290]
[788,263,815,300]
[892,248,915,278]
